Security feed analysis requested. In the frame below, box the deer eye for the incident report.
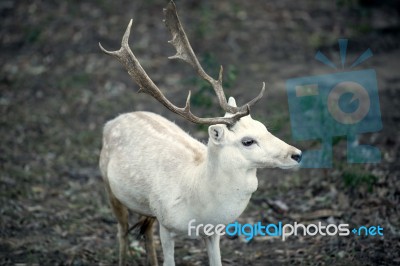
[241,138,256,147]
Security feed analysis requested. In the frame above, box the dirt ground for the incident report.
[1,0,399,265]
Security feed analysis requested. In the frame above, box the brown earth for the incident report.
[1,0,399,265]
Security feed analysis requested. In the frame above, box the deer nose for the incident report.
[291,152,302,163]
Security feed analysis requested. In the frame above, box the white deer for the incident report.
[99,1,302,266]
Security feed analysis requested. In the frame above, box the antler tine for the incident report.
[99,19,248,126]
[163,1,265,114]
[246,82,266,107]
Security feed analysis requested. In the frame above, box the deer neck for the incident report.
[189,145,258,224]
[205,147,258,196]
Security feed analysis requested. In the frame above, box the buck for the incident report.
[99,1,302,266]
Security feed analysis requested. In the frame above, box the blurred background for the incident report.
[1,0,399,264]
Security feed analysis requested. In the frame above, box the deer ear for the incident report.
[224,97,237,117]
[228,97,237,107]
[208,125,225,145]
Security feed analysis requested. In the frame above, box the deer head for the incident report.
[208,97,301,171]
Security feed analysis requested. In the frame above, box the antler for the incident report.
[99,0,265,126]
[164,1,265,115]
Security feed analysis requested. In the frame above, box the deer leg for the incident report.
[204,234,222,266]
[159,224,175,266]
[109,192,129,266]
[144,218,158,266]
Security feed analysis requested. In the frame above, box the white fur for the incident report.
[99,97,301,266]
